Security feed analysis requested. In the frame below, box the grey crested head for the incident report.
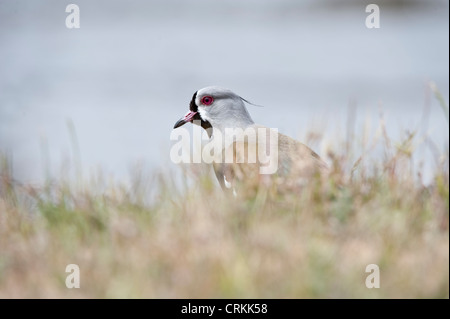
[173,86,255,136]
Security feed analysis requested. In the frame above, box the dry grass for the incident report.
[0,108,448,298]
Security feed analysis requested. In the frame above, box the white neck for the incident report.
[211,117,254,136]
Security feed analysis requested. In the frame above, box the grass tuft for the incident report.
[0,105,448,298]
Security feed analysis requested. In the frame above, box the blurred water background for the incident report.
[0,0,448,185]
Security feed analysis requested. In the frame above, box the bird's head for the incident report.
[173,86,254,135]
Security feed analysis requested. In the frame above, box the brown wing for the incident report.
[212,125,328,192]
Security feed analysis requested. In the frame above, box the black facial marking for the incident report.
[189,90,213,137]
[193,112,212,138]
[189,91,198,112]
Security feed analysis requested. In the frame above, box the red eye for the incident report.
[201,96,214,106]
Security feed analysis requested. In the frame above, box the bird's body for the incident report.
[173,86,328,192]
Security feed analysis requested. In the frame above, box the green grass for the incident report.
[0,111,448,298]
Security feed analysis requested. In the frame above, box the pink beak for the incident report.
[173,111,198,129]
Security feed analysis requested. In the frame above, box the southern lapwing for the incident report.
[173,86,328,192]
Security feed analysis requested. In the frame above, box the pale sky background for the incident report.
[0,0,448,184]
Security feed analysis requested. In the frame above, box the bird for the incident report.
[173,86,328,193]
